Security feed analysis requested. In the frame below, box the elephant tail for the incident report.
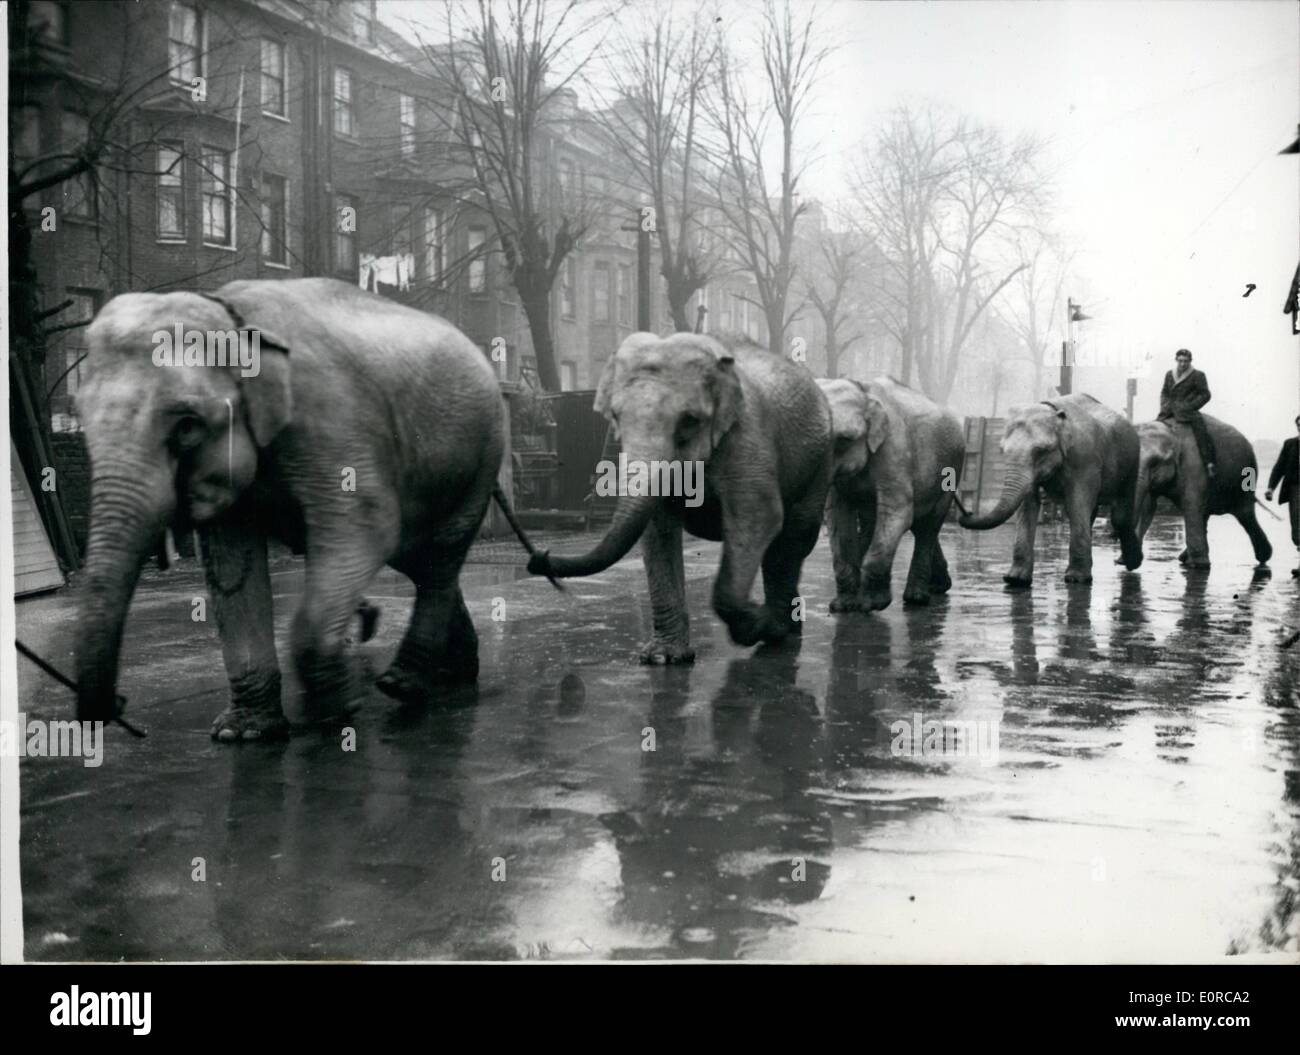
[492,484,565,591]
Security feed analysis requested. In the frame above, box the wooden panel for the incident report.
[10,439,65,596]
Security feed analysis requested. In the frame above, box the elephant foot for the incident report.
[723,607,788,648]
[1063,568,1093,584]
[377,652,479,703]
[829,596,862,613]
[902,585,931,606]
[211,706,290,743]
[639,640,696,665]
[1184,557,1211,570]
[1003,571,1033,589]
[859,589,892,613]
[1177,549,1188,563]
[929,568,952,594]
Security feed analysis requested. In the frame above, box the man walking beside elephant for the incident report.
[1264,414,1300,576]
[1158,348,1216,475]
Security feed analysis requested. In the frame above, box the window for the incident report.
[719,289,732,330]
[261,39,286,117]
[12,105,41,173]
[261,174,288,264]
[157,143,186,239]
[561,361,577,391]
[60,112,96,219]
[617,264,631,326]
[561,257,575,318]
[335,193,358,273]
[468,226,487,293]
[352,0,376,42]
[399,93,416,156]
[168,3,202,86]
[423,207,444,284]
[200,145,231,245]
[593,262,611,323]
[333,68,354,136]
[28,1,70,46]
[557,159,574,208]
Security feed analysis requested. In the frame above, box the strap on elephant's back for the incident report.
[193,291,290,353]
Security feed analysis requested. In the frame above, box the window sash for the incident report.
[593,264,611,323]
[399,95,416,156]
[260,40,286,115]
[423,207,444,283]
[561,259,575,316]
[617,265,631,325]
[333,68,354,135]
[157,145,186,238]
[200,147,231,244]
[168,3,202,84]
[261,175,287,263]
[468,227,487,293]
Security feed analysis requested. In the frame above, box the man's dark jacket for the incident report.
[1268,436,1299,504]
[1158,368,1211,421]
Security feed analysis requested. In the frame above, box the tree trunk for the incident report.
[517,276,561,393]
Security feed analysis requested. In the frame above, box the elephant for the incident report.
[817,377,965,612]
[1131,415,1272,568]
[528,332,833,663]
[958,393,1144,585]
[74,277,513,741]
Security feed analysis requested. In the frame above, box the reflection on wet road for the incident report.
[15,517,1299,960]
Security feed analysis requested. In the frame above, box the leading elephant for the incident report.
[959,393,1144,585]
[818,377,965,612]
[1132,415,1272,568]
[75,277,506,740]
[528,332,833,662]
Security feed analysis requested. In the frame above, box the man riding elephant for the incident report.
[1158,348,1215,475]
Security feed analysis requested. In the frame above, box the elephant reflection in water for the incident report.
[602,646,833,957]
[210,708,481,960]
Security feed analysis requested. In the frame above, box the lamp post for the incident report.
[1061,298,1091,396]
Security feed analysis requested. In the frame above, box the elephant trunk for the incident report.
[76,454,175,722]
[530,492,660,579]
[959,466,1034,530]
[1134,463,1156,541]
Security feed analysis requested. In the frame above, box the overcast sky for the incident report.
[382,0,1299,439]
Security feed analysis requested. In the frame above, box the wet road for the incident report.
[13,516,1299,961]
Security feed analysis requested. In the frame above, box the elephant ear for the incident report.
[864,393,890,453]
[710,355,743,448]
[239,336,292,447]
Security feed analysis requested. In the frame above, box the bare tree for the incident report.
[706,0,830,354]
[805,227,867,378]
[418,0,605,392]
[995,232,1074,402]
[589,4,717,332]
[851,105,1046,402]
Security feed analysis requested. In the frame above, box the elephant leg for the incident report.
[639,506,694,665]
[291,534,386,722]
[903,517,941,606]
[712,494,784,647]
[201,520,287,742]
[1063,487,1097,583]
[1234,503,1272,565]
[929,533,952,594]
[1004,490,1041,587]
[1110,490,1144,570]
[761,512,822,635]
[828,488,864,612]
[859,496,911,611]
[381,494,491,697]
[1183,506,1211,568]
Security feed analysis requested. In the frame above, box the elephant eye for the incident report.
[676,413,703,442]
[170,415,207,449]
[834,436,853,453]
